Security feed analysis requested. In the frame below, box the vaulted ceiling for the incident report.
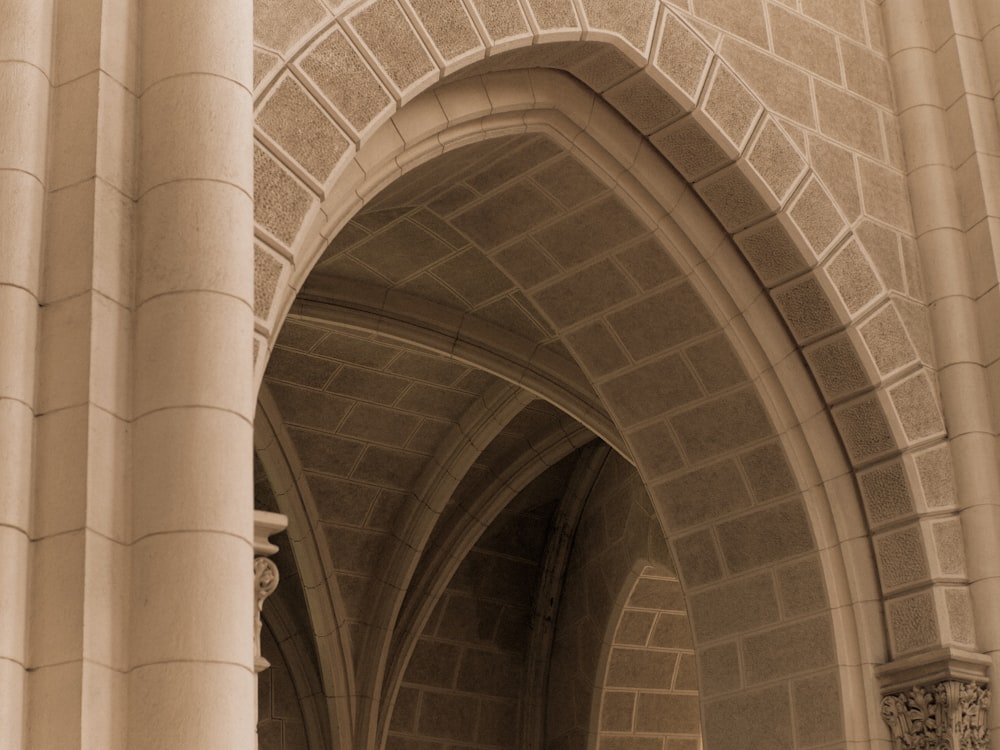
[255,129,725,750]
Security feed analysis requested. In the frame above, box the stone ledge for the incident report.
[876,646,991,694]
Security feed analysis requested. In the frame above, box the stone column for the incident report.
[0,2,51,746]
[128,0,256,747]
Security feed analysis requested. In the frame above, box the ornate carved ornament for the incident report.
[253,509,288,673]
[881,680,990,749]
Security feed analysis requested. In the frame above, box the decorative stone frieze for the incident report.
[254,510,289,673]
[878,648,991,750]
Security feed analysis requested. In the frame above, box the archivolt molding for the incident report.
[254,387,358,749]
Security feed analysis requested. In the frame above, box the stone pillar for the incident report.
[0,2,51,746]
[127,0,256,747]
[878,649,991,749]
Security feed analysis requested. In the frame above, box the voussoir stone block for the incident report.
[786,175,848,260]
[603,71,686,135]
[406,0,483,64]
[347,0,437,95]
[253,0,329,54]
[467,0,531,44]
[823,237,886,316]
[886,370,946,444]
[857,299,923,378]
[741,614,836,685]
[716,498,815,574]
[873,522,931,593]
[694,163,772,232]
[733,216,812,288]
[697,61,763,156]
[803,330,879,403]
[771,273,847,345]
[525,0,579,31]
[672,528,724,588]
[912,442,957,509]
[831,393,898,466]
[295,27,393,137]
[254,244,285,321]
[744,117,807,207]
[254,144,315,248]
[650,114,732,182]
[578,0,658,54]
[256,74,351,183]
[654,12,713,105]
[857,457,918,528]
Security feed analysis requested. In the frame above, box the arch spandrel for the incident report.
[250,2,970,749]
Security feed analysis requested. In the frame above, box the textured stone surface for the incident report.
[741,615,835,684]
[702,63,762,151]
[735,218,809,287]
[254,245,284,320]
[254,144,313,246]
[768,4,841,83]
[653,459,752,531]
[579,0,658,52]
[257,75,350,181]
[875,524,930,590]
[468,0,530,42]
[805,333,872,401]
[655,13,713,99]
[721,37,816,127]
[409,0,482,61]
[526,0,579,30]
[298,29,393,134]
[772,275,841,343]
[693,0,768,49]
[833,395,897,465]
[605,72,686,134]
[858,459,915,526]
[349,0,436,91]
[716,499,815,573]
[695,164,772,232]
[651,115,731,181]
[703,684,794,750]
[254,0,328,53]
[746,118,805,203]
[788,177,847,257]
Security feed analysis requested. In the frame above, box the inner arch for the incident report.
[256,110,862,750]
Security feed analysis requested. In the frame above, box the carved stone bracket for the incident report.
[253,509,288,673]
[877,648,991,749]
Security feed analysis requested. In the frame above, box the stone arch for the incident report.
[592,563,701,750]
[249,2,970,747]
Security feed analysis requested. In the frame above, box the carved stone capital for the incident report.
[253,509,288,673]
[878,649,991,749]
[881,680,989,749]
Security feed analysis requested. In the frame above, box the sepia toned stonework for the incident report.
[4,0,1000,748]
